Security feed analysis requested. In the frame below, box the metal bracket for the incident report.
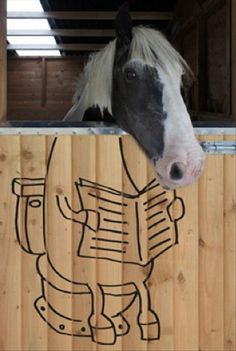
[200,141,236,154]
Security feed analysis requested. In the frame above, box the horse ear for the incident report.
[115,2,132,46]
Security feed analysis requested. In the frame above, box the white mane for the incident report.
[74,26,191,116]
[130,26,191,82]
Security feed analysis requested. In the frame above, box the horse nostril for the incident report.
[170,162,185,181]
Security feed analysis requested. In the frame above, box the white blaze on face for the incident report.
[154,69,205,189]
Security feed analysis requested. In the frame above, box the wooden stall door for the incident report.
[0,134,235,351]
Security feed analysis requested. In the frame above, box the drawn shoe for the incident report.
[112,314,130,336]
[138,310,160,340]
[89,314,116,345]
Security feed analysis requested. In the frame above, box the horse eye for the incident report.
[126,70,137,80]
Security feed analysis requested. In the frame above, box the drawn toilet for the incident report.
[12,136,185,345]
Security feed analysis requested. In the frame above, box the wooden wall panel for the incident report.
[182,25,197,112]
[46,136,73,351]
[224,135,236,350]
[0,136,22,350]
[7,57,86,121]
[199,135,224,350]
[173,182,199,350]
[207,6,229,113]
[71,135,97,351]
[232,0,236,120]
[0,0,7,121]
[174,0,232,121]
[20,136,48,351]
[0,134,235,351]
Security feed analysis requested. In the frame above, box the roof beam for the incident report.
[7,11,173,21]
[7,29,116,37]
[7,43,105,51]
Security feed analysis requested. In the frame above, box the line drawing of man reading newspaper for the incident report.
[12,137,185,345]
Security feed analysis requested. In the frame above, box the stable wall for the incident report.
[7,57,86,121]
[0,131,235,351]
[173,0,233,121]
[0,0,6,121]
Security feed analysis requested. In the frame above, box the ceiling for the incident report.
[39,0,177,56]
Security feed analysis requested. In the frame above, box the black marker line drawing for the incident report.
[12,137,185,345]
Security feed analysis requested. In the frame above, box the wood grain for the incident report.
[0,136,21,350]
[7,57,85,121]
[232,0,236,120]
[71,135,97,351]
[223,134,236,350]
[46,136,73,351]
[147,160,174,351]
[173,182,199,350]
[122,135,148,351]
[0,0,6,120]
[20,136,47,351]
[0,134,235,351]
[199,135,224,351]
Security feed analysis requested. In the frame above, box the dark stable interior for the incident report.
[6,0,235,127]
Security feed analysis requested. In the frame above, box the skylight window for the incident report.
[7,0,61,57]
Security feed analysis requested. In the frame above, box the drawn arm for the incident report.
[56,195,100,232]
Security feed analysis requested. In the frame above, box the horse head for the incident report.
[64,3,205,190]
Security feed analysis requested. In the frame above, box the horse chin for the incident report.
[156,178,186,191]
[155,177,179,191]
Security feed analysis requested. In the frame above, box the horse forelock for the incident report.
[130,27,193,84]
[74,26,193,117]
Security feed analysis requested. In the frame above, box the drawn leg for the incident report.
[137,281,160,340]
[89,283,116,345]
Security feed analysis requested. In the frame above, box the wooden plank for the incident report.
[7,104,70,121]
[8,80,43,92]
[182,25,198,111]
[45,136,73,351]
[8,29,116,37]
[223,134,236,350]
[41,58,47,107]
[232,0,236,120]
[95,135,123,350]
[8,71,42,80]
[45,57,85,68]
[0,0,7,120]
[225,0,231,116]
[173,183,199,350]
[198,135,224,351]
[7,11,174,21]
[206,4,230,114]
[0,136,22,350]
[197,17,207,112]
[8,93,43,101]
[7,43,104,51]
[147,161,174,351]
[71,135,97,351]
[20,136,48,351]
[8,58,42,71]
[121,135,148,351]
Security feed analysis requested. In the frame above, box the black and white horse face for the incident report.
[112,4,205,189]
[64,4,205,190]
[113,59,166,160]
